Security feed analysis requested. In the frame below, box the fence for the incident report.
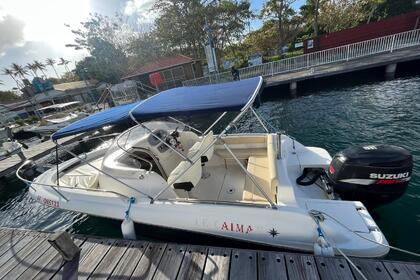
[183,28,420,86]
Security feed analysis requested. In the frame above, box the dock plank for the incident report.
[350,258,392,280]
[383,261,420,280]
[203,246,231,280]
[0,230,27,257]
[0,228,419,280]
[130,242,167,280]
[0,231,39,269]
[285,253,320,280]
[108,241,148,280]
[315,256,354,280]
[17,238,85,280]
[258,251,288,280]
[32,237,86,280]
[4,233,54,279]
[229,249,257,280]
[0,234,47,278]
[89,239,131,280]
[177,245,207,280]
[71,238,114,280]
[153,244,186,280]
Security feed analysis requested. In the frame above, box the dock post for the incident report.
[290,81,297,96]
[17,150,26,161]
[48,231,81,280]
[385,63,397,79]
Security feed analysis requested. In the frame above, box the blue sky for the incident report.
[0,0,305,90]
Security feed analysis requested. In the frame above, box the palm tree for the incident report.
[2,67,40,119]
[33,60,47,77]
[25,63,38,77]
[58,57,71,73]
[45,58,60,78]
[11,63,28,81]
[2,68,20,87]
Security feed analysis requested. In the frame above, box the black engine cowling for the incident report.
[328,144,413,208]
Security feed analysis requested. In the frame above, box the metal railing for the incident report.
[183,28,420,86]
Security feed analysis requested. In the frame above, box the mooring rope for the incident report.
[311,210,420,258]
[309,210,368,280]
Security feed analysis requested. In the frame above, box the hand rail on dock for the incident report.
[183,28,420,86]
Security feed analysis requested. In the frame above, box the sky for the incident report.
[0,0,304,91]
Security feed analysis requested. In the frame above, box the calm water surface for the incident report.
[0,75,419,260]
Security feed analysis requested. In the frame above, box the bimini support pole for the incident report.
[152,106,267,203]
[250,107,269,133]
[55,141,60,186]
[222,142,277,209]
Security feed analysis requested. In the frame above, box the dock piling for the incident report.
[385,63,397,79]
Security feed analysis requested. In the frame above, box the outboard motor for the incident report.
[328,144,412,208]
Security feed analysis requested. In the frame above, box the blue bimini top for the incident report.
[52,76,263,140]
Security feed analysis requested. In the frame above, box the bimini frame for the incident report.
[126,77,279,209]
[17,77,279,209]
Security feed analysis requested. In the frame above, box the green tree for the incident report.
[75,38,128,83]
[154,0,206,58]
[45,58,60,79]
[243,21,278,54]
[0,90,23,103]
[2,68,22,88]
[209,0,253,52]
[33,60,47,77]
[260,0,300,54]
[67,13,134,82]
[11,63,28,81]
[153,0,252,59]
[58,58,71,73]
[25,63,38,77]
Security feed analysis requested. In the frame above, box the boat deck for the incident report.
[0,227,418,279]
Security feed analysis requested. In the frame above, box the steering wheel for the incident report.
[166,127,183,150]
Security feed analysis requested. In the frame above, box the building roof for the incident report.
[53,80,98,92]
[123,55,194,80]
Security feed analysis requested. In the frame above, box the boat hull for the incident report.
[28,180,389,258]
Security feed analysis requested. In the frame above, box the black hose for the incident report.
[296,168,323,186]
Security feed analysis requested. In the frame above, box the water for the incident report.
[1,74,419,260]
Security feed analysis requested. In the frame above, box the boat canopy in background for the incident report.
[52,101,141,140]
[52,77,263,140]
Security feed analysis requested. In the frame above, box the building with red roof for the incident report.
[122,54,203,90]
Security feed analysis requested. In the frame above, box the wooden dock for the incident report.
[0,227,419,279]
[0,134,83,178]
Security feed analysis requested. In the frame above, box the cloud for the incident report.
[124,0,158,23]
[0,15,25,53]
[0,41,86,90]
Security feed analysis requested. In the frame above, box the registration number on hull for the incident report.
[36,195,59,208]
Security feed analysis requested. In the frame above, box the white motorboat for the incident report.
[17,77,413,258]
[26,101,89,136]
[0,127,23,160]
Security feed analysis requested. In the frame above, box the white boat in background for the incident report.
[0,127,23,160]
[18,77,413,258]
[26,101,89,136]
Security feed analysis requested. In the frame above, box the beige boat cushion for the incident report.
[167,160,202,188]
[242,156,275,203]
[179,131,200,150]
[187,131,214,162]
[58,158,102,189]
